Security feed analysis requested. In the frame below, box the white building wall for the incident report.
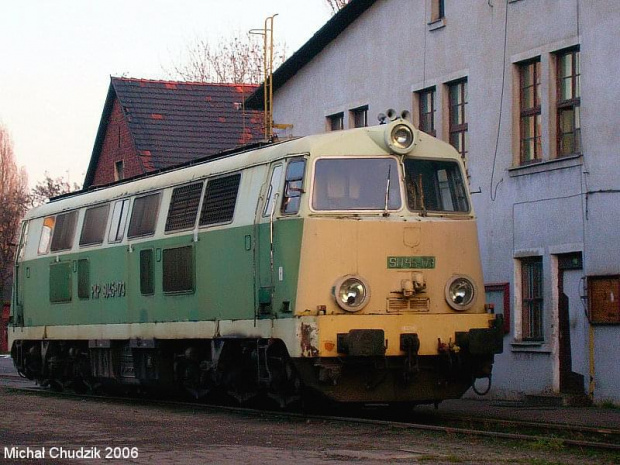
[271,0,620,403]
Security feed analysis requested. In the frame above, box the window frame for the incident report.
[417,87,436,137]
[520,257,544,342]
[519,58,542,165]
[350,106,368,128]
[127,192,162,239]
[430,0,445,23]
[79,203,110,247]
[447,79,468,160]
[556,47,581,157]
[281,158,307,216]
[50,211,78,252]
[108,198,130,243]
[327,112,344,132]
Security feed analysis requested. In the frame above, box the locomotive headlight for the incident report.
[385,120,417,154]
[445,275,476,311]
[332,275,371,312]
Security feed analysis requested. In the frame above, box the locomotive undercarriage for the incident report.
[11,338,301,408]
[12,336,494,406]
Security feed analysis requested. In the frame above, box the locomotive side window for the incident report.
[50,211,78,252]
[38,216,55,254]
[166,182,204,232]
[108,199,130,243]
[312,158,401,211]
[263,165,283,217]
[80,204,110,246]
[404,159,469,213]
[128,193,161,238]
[199,174,241,226]
[281,159,306,215]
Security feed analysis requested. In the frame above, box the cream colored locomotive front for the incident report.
[292,119,496,359]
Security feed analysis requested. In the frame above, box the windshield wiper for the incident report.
[383,165,392,216]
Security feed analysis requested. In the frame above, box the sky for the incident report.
[0,1,332,187]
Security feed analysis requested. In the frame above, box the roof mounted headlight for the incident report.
[445,275,476,311]
[332,275,371,312]
[385,120,417,155]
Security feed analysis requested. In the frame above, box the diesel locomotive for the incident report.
[10,116,502,406]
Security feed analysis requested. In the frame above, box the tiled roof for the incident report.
[84,77,264,187]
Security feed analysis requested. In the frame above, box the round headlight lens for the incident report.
[385,120,417,154]
[392,125,414,149]
[445,275,476,311]
[333,275,370,312]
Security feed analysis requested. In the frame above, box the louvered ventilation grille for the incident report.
[386,297,430,313]
[199,174,241,226]
[165,182,203,232]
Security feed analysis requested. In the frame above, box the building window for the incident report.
[431,0,445,22]
[519,59,542,164]
[115,160,124,181]
[521,257,543,341]
[417,87,436,136]
[448,79,468,159]
[557,48,581,156]
[327,113,344,131]
[350,106,368,128]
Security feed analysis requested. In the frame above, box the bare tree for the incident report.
[0,125,29,301]
[30,173,80,208]
[325,0,350,14]
[165,33,287,85]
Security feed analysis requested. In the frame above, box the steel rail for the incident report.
[1,380,618,452]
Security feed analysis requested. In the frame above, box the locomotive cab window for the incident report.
[80,204,110,246]
[312,158,401,211]
[263,165,283,217]
[404,159,469,213]
[108,198,130,243]
[38,216,56,254]
[128,193,161,239]
[282,158,306,215]
[50,211,78,252]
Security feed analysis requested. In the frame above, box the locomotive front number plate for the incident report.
[387,256,436,269]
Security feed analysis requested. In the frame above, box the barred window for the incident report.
[128,193,161,238]
[80,204,110,246]
[199,174,241,226]
[50,211,78,252]
[165,182,203,232]
[163,246,194,293]
[521,257,543,341]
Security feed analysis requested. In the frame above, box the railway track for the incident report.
[2,373,619,453]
